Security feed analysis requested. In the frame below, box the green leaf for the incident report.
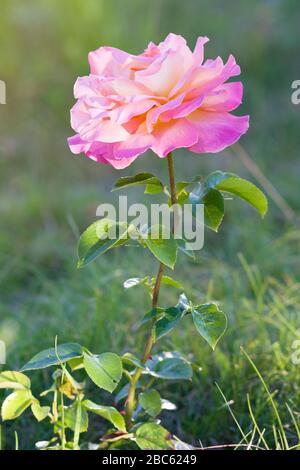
[1,390,33,420]
[77,219,129,268]
[83,400,126,432]
[68,357,84,371]
[154,293,191,340]
[145,352,193,380]
[177,190,190,205]
[143,226,178,269]
[192,303,227,350]
[206,171,268,217]
[31,402,50,422]
[140,294,190,334]
[202,189,224,231]
[190,184,224,232]
[155,307,183,341]
[144,183,164,195]
[205,170,237,188]
[160,276,183,289]
[176,181,192,192]
[175,181,191,205]
[155,294,191,341]
[113,173,163,192]
[0,371,31,390]
[83,352,122,393]
[139,390,161,418]
[139,308,165,327]
[64,401,88,433]
[121,353,144,369]
[135,423,172,450]
[21,343,83,371]
[217,177,267,217]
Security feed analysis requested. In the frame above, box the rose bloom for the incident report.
[68,33,249,169]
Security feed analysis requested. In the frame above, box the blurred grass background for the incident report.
[0,0,300,449]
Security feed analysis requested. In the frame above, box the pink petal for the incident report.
[69,133,152,169]
[113,133,153,159]
[73,75,120,100]
[68,134,91,154]
[188,55,241,98]
[187,111,249,153]
[151,118,199,157]
[111,78,153,97]
[201,82,243,112]
[103,154,140,169]
[193,36,210,64]
[126,44,160,71]
[135,38,194,97]
[135,50,183,96]
[78,140,138,168]
[157,33,195,70]
[146,93,186,132]
[70,100,90,133]
[88,47,131,77]
[74,76,99,99]
[91,139,149,169]
[171,54,240,100]
[158,33,188,51]
[79,119,130,143]
[111,98,158,125]
[159,94,204,122]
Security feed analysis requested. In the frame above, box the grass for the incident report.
[1,0,300,449]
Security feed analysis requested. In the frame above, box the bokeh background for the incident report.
[0,0,300,449]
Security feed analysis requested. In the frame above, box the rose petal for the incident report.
[68,134,91,154]
[151,118,199,157]
[113,133,153,159]
[111,98,158,125]
[135,51,181,95]
[103,154,140,169]
[160,94,204,122]
[201,82,243,112]
[193,36,209,63]
[188,55,241,99]
[79,119,130,143]
[188,111,249,153]
[88,47,131,77]
[146,93,186,132]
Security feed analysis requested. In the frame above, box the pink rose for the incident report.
[68,33,249,169]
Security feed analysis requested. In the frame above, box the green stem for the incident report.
[167,152,177,206]
[60,383,66,450]
[125,153,177,428]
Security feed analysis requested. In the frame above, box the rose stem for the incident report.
[125,152,177,427]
